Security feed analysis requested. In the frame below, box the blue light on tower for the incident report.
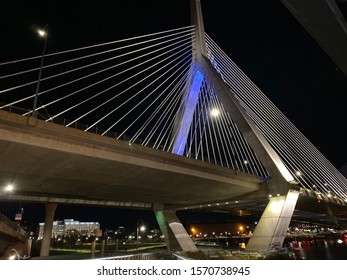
[172,70,204,155]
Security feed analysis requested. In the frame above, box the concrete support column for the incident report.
[153,203,198,252]
[155,209,178,251]
[101,240,105,256]
[246,189,300,253]
[91,241,96,258]
[27,239,33,257]
[40,202,57,257]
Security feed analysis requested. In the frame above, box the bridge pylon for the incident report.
[245,189,300,253]
[154,203,198,252]
[170,0,301,253]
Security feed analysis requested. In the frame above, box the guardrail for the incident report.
[0,211,18,231]
[0,106,223,164]
[94,253,159,260]
[172,253,193,260]
[0,211,26,237]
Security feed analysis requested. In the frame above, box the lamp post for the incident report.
[4,185,24,229]
[32,24,49,118]
[16,205,24,229]
[136,220,146,254]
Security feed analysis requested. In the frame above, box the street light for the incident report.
[136,220,146,254]
[3,185,24,228]
[4,184,13,192]
[32,24,49,118]
[239,226,244,236]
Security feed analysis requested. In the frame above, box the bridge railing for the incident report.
[172,252,193,260]
[95,252,159,260]
[0,211,19,231]
[0,105,208,160]
[1,104,141,143]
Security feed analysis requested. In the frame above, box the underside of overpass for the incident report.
[182,194,347,228]
[0,110,263,208]
[281,0,347,77]
[0,110,266,255]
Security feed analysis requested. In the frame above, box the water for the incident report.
[284,237,347,260]
[206,236,347,260]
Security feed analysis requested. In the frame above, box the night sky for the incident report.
[1,0,346,231]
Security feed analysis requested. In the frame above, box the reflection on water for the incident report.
[284,236,347,260]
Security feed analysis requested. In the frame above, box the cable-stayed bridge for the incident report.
[0,0,346,256]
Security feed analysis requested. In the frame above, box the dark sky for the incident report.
[1,0,346,230]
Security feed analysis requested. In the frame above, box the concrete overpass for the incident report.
[0,110,263,206]
[0,110,264,255]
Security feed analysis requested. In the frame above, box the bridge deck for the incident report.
[0,111,262,208]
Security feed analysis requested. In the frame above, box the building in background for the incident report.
[38,219,102,239]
